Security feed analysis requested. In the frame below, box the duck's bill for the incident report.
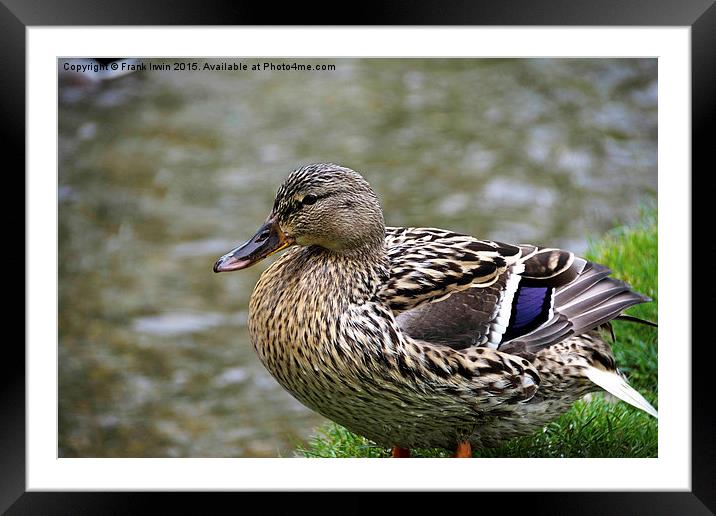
[213,217,292,273]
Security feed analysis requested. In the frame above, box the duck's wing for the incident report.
[497,256,650,359]
[381,227,522,313]
[389,233,650,357]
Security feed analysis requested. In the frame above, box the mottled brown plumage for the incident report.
[214,163,657,455]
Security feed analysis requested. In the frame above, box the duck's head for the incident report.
[213,163,385,272]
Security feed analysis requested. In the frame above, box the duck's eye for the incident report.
[301,194,318,205]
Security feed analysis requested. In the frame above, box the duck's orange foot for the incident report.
[453,441,472,458]
[391,446,411,458]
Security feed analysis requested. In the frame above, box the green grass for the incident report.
[296,209,658,458]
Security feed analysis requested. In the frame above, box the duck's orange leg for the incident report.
[391,446,411,458]
[453,441,472,458]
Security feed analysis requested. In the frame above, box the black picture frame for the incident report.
[5,0,713,513]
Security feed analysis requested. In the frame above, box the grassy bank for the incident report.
[296,210,658,458]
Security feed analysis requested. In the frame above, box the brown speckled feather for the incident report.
[382,227,521,314]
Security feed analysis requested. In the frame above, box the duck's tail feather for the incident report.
[584,366,658,418]
[616,314,658,328]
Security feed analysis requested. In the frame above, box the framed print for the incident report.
[5,0,714,512]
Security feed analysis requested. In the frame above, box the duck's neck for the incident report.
[249,239,392,359]
[308,241,390,303]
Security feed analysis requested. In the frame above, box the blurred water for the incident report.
[58,58,657,457]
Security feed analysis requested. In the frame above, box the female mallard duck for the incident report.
[214,163,657,458]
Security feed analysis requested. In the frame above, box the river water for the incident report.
[58,58,656,457]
